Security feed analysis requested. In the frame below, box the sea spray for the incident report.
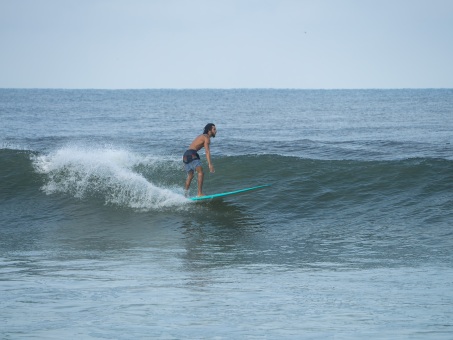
[32,146,188,211]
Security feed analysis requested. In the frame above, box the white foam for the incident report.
[32,146,188,211]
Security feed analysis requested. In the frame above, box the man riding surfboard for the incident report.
[182,123,217,197]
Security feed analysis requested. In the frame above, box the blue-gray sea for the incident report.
[1,89,453,339]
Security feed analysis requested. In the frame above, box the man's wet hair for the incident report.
[203,123,215,135]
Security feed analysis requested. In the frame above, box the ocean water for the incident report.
[1,89,453,339]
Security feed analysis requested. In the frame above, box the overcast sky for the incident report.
[1,0,452,89]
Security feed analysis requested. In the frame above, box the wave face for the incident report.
[217,154,453,225]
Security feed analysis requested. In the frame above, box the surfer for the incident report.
[183,123,217,197]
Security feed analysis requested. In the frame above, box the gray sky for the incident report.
[1,0,452,89]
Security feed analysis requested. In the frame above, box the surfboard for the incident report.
[189,184,270,201]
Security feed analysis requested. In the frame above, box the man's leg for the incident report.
[184,170,194,196]
[195,166,204,196]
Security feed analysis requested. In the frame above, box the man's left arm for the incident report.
[204,137,215,173]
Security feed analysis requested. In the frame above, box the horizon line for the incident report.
[1,87,452,91]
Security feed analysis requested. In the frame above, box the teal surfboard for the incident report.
[189,184,270,201]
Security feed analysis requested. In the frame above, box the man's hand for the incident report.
[209,164,215,173]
